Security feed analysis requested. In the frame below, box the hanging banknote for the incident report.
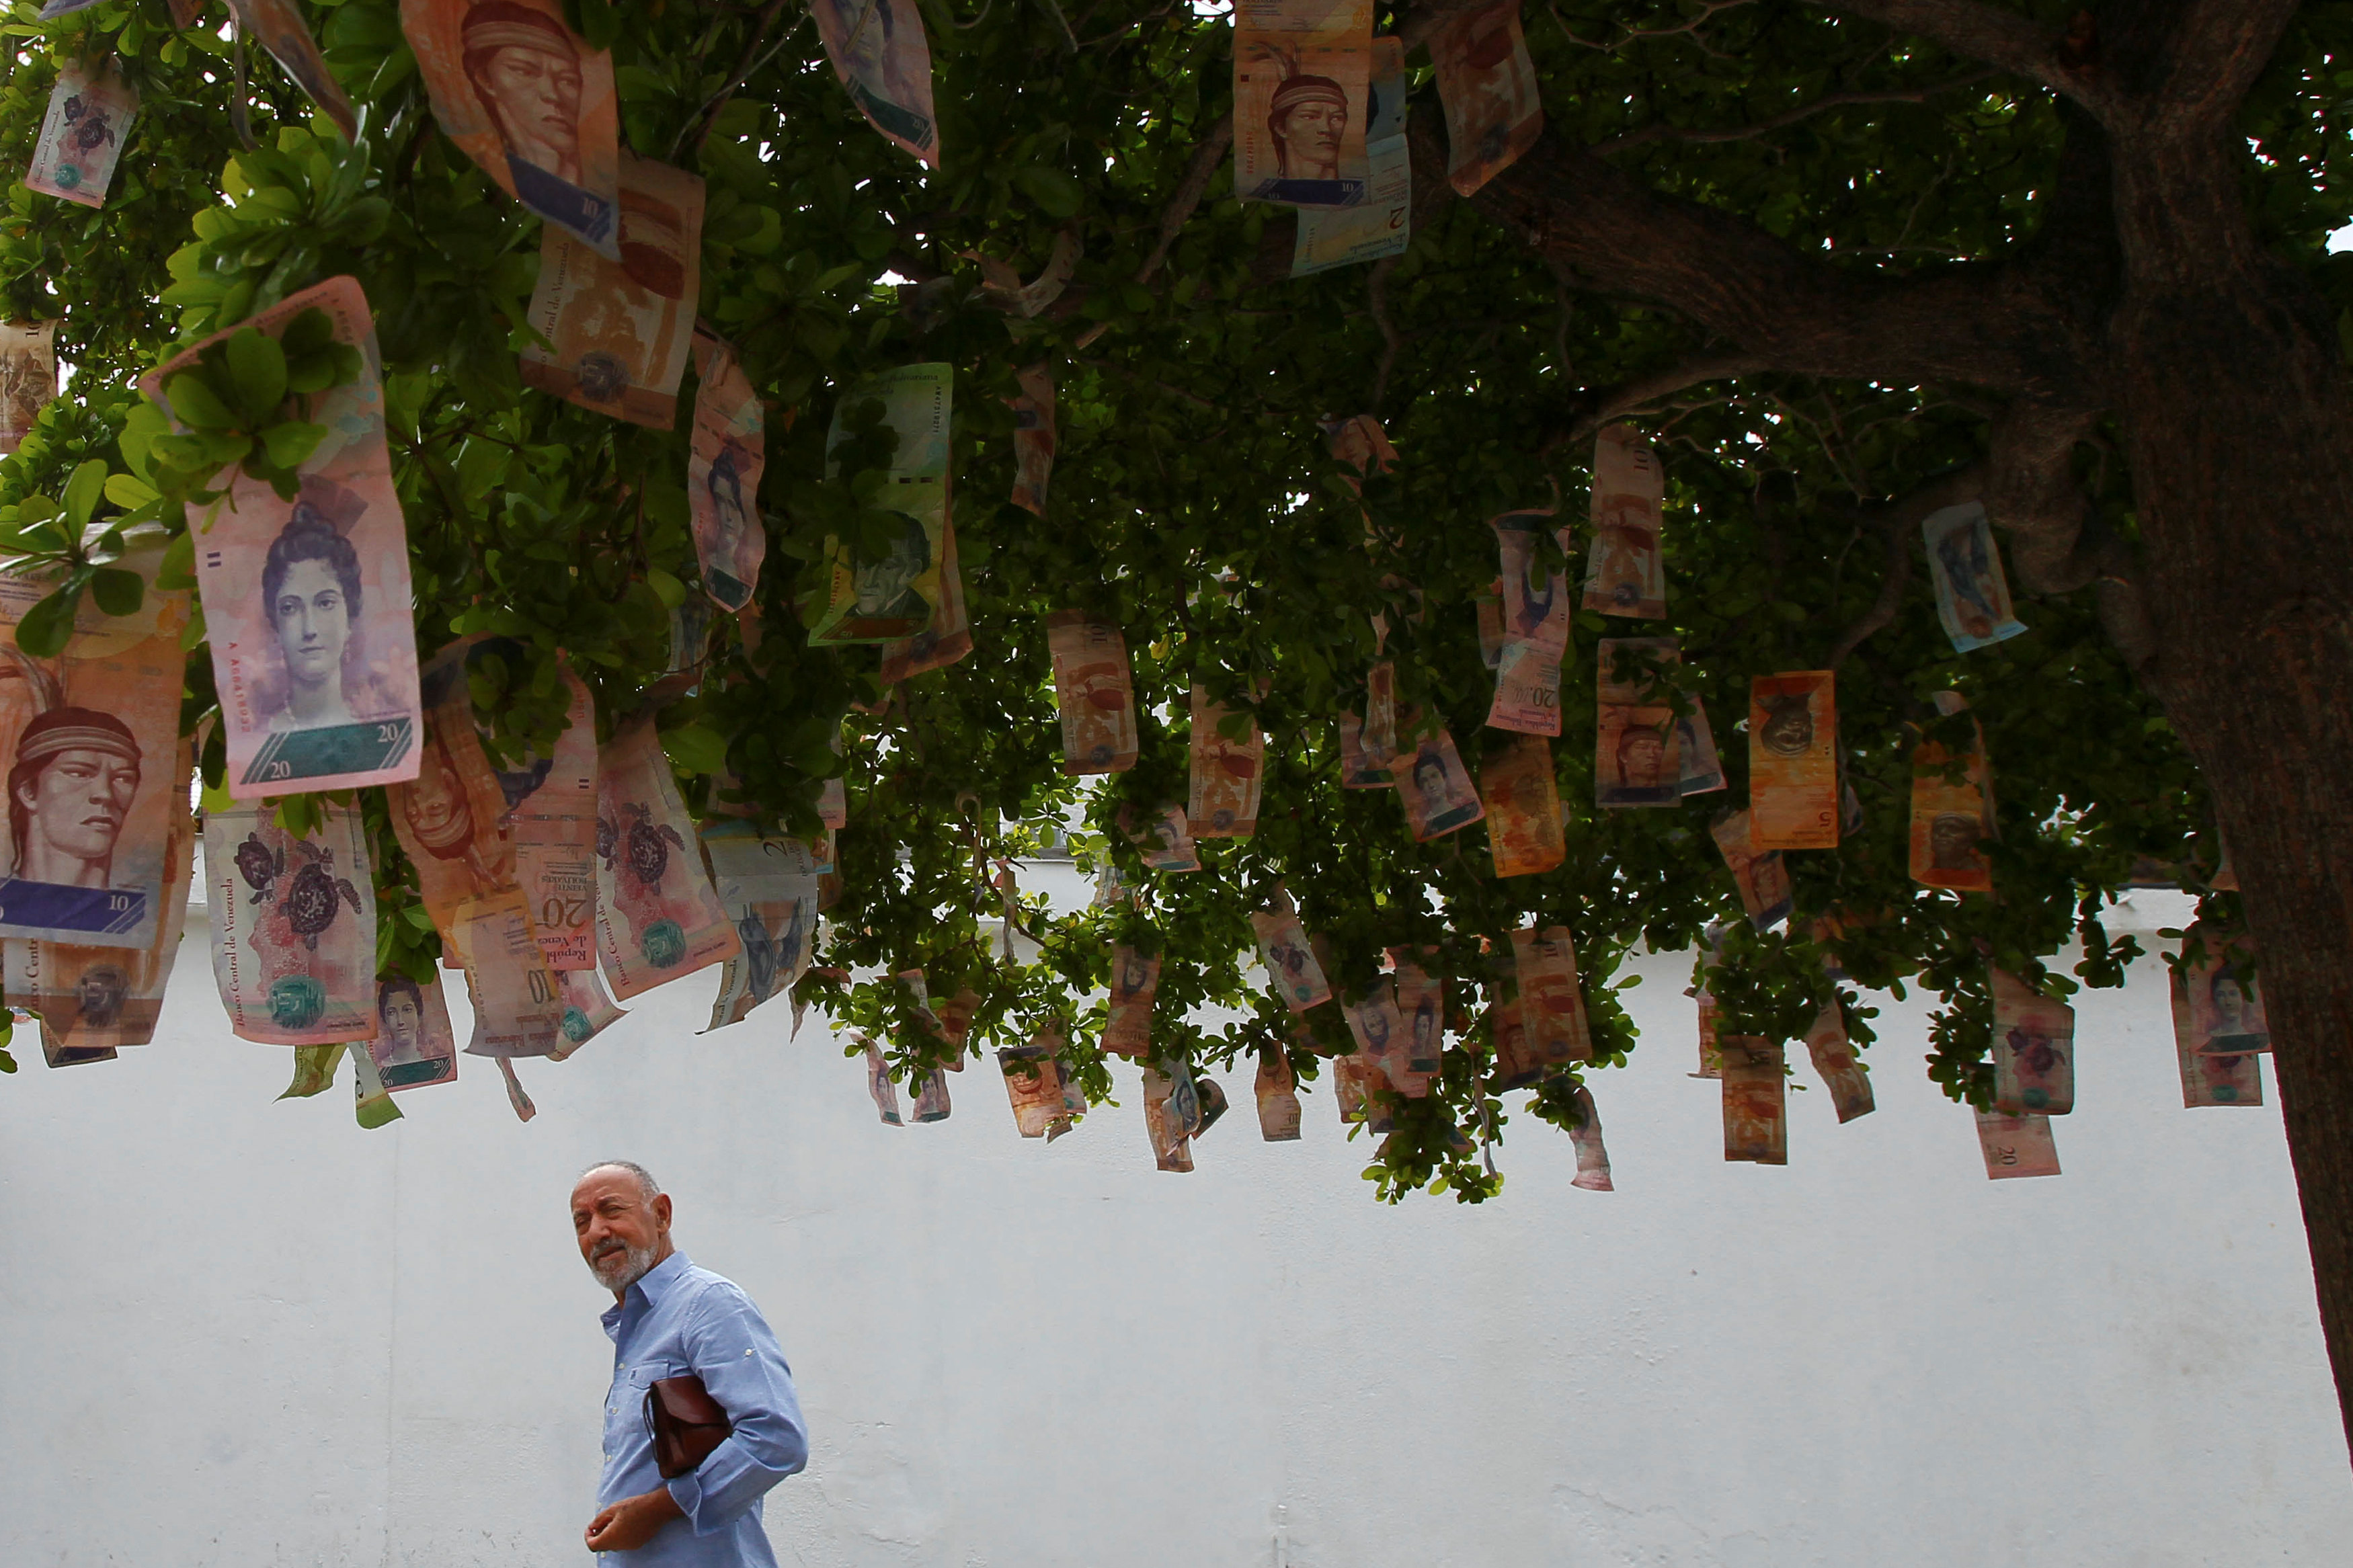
[0,321,56,455]
[594,715,741,999]
[1141,1067,1195,1171]
[689,332,766,611]
[999,1033,1066,1137]
[1189,688,1263,837]
[1047,612,1138,773]
[351,1036,403,1128]
[1596,637,1681,807]
[368,971,461,1090]
[491,1056,535,1120]
[1990,966,2074,1116]
[1104,944,1158,1056]
[145,278,424,796]
[1337,712,1392,788]
[1233,0,1373,207]
[520,155,703,427]
[389,638,524,953]
[0,552,188,950]
[2169,964,2263,1107]
[1254,1043,1302,1139]
[1720,1035,1787,1165]
[1009,365,1055,515]
[1909,690,1995,892]
[467,641,597,969]
[229,0,358,138]
[1710,811,1792,929]
[1341,978,1408,1089]
[1332,1050,1371,1123]
[877,516,971,681]
[2179,919,2270,1056]
[400,0,621,255]
[812,362,953,643]
[1293,35,1410,274]
[1802,1000,1873,1123]
[26,60,136,209]
[3,735,195,1053]
[1677,696,1726,794]
[204,797,377,1045]
[549,964,626,1059]
[864,1040,904,1125]
[450,888,564,1055]
[1487,509,1568,735]
[701,823,821,1030]
[1511,925,1591,1069]
[1250,901,1330,1012]
[1583,423,1666,618]
[1480,731,1563,877]
[1119,802,1199,874]
[911,1069,951,1122]
[1389,946,1444,1079]
[813,0,939,165]
[1975,1111,2060,1179]
[1430,0,1542,197]
[1568,1084,1613,1191]
[1389,721,1485,841]
[1923,501,2026,653]
[1748,671,1837,850]
[1689,923,1726,1078]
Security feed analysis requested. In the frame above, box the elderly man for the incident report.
[572,1162,807,1563]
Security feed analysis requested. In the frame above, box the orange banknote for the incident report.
[1748,671,1837,850]
[1480,731,1563,877]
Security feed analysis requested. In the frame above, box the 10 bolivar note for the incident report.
[143,276,423,798]
[0,546,188,949]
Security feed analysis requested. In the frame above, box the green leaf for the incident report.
[14,581,84,658]
[1013,166,1083,219]
[62,460,109,528]
[225,326,289,421]
[260,421,329,470]
[162,371,239,431]
[104,472,161,510]
[157,530,196,590]
[89,567,145,617]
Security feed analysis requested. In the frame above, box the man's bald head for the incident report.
[577,1159,661,1200]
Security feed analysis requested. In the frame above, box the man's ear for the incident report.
[653,1192,674,1232]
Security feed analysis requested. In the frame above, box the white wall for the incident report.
[2,878,2348,1567]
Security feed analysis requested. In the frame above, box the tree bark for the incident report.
[2103,112,2353,1460]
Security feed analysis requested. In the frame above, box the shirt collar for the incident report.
[598,1249,692,1337]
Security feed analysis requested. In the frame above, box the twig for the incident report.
[1824,463,1985,667]
[1137,113,1236,285]
[1367,257,1400,413]
[675,0,799,160]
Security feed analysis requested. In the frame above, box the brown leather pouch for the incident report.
[644,1373,733,1479]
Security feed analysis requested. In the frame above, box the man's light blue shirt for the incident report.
[598,1251,807,1565]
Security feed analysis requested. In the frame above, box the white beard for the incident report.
[589,1240,658,1293]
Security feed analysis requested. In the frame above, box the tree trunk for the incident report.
[2108,122,2353,1459]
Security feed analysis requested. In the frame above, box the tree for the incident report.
[3,0,2350,1448]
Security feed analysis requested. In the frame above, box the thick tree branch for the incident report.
[1546,352,1769,455]
[1804,0,2114,116]
[1591,72,1996,157]
[2098,0,2303,134]
[1424,114,2102,404]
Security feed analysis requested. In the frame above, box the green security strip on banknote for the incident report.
[240,715,417,788]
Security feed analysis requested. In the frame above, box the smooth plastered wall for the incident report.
[2,880,2348,1567]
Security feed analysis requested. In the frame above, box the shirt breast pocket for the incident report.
[608,1358,689,1446]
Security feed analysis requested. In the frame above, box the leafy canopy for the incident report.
[4,0,2341,1191]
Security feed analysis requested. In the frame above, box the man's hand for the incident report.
[584,1485,685,1554]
